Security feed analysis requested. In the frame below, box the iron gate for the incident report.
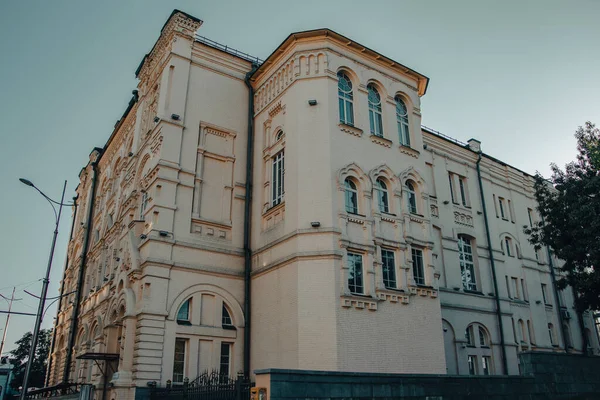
[150,372,252,400]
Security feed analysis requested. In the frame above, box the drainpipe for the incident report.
[476,153,509,375]
[63,150,102,384]
[242,64,259,378]
[45,197,78,387]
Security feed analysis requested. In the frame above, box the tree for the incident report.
[524,121,600,349]
[8,329,51,391]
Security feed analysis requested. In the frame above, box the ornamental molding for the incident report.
[370,134,392,148]
[377,291,410,305]
[339,123,363,137]
[341,297,377,311]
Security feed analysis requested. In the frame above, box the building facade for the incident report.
[46,10,599,399]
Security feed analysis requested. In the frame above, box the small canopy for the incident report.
[76,352,119,361]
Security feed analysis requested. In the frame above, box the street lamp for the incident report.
[19,178,73,399]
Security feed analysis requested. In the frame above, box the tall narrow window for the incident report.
[338,72,354,125]
[458,235,477,291]
[173,338,186,383]
[465,325,474,346]
[527,320,535,344]
[406,181,417,214]
[222,304,233,328]
[479,327,488,347]
[367,84,383,136]
[381,249,396,289]
[505,237,513,257]
[395,96,410,146]
[376,178,389,213]
[548,323,555,345]
[482,356,491,375]
[541,283,549,305]
[140,191,148,219]
[448,175,455,203]
[345,179,358,214]
[412,248,425,285]
[468,355,477,375]
[177,299,191,324]
[459,178,468,206]
[527,208,534,227]
[498,197,506,219]
[272,151,284,206]
[219,343,231,377]
[347,252,364,294]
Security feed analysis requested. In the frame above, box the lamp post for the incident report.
[19,179,71,399]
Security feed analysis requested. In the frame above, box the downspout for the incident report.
[45,197,78,387]
[476,153,509,375]
[63,152,102,384]
[242,64,259,378]
[546,245,569,353]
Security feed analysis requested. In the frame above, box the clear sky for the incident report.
[0,0,599,356]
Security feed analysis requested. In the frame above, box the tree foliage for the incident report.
[8,329,51,390]
[524,121,600,313]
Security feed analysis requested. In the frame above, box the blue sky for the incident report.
[0,0,599,355]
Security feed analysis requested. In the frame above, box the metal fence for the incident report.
[150,372,252,400]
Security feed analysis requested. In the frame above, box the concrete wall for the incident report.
[255,353,600,400]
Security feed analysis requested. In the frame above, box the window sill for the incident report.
[338,123,363,137]
[222,324,237,331]
[370,134,393,148]
[398,144,420,158]
[463,289,484,296]
[176,320,192,326]
[502,218,509,221]
[263,201,285,217]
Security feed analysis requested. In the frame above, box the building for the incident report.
[46,9,599,399]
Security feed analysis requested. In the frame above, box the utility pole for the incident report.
[0,287,17,358]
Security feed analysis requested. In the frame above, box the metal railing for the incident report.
[422,125,468,147]
[24,383,81,399]
[194,35,264,66]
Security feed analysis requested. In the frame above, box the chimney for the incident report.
[467,138,481,153]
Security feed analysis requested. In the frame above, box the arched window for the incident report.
[345,178,358,214]
[276,130,284,142]
[395,96,410,146]
[406,180,417,214]
[375,178,389,213]
[338,72,354,125]
[458,235,477,291]
[222,304,234,329]
[177,298,191,324]
[478,326,489,347]
[367,84,383,136]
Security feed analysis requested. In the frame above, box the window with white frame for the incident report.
[449,173,469,207]
[345,178,358,214]
[381,249,396,289]
[140,191,148,219]
[458,235,477,291]
[367,84,383,137]
[465,323,493,375]
[222,304,233,328]
[548,323,555,345]
[375,178,389,213]
[395,96,410,146]
[498,197,507,219]
[406,180,418,214]
[468,355,477,375]
[271,151,284,206]
[173,338,186,383]
[541,283,549,305]
[482,356,492,375]
[347,252,364,294]
[412,248,425,285]
[338,72,354,125]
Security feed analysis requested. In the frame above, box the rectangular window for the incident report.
[140,191,149,219]
[412,248,425,286]
[271,151,284,206]
[219,343,231,377]
[482,356,491,376]
[493,194,499,217]
[459,177,468,207]
[458,236,477,291]
[347,252,364,294]
[381,249,396,289]
[505,237,512,256]
[173,338,186,383]
[548,323,555,345]
[541,283,549,305]
[506,276,511,298]
[511,318,518,343]
[468,355,477,375]
[508,199,515,222]
[521,278,528,301]
[527,208,534,227]
[499,197,506,219]
[511,277,520,299]
[448,174,455,204]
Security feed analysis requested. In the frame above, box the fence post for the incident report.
[236,372,243,400]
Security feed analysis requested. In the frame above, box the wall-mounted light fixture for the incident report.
[159,230,169,237]
[171,114,180,121]
[311,221,321,228]
[308,99,317,106]
[153,116,160,123]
